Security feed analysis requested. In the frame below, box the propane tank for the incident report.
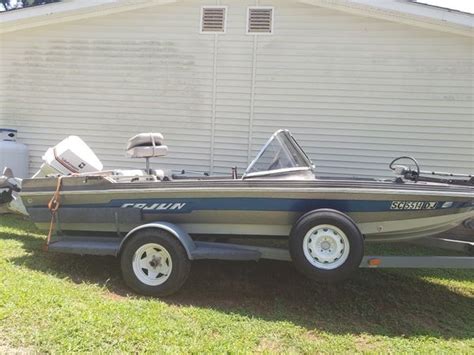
[0,129,29,178]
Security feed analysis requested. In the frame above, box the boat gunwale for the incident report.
[20,175,474,193]
[20,184,474,200]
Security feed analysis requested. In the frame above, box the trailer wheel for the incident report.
[289,209,364,283]
[120,229,191,297]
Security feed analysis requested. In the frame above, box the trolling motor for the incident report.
[0,167,21,202]
[0,167,27,215]
[390,156,474,186]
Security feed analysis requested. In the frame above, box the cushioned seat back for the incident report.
[126,133,168,158]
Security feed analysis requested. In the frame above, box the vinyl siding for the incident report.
[0,0,472,178]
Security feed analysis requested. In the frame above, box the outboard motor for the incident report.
[33,136,103,177]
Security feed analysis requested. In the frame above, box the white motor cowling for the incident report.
[34,136,103,177]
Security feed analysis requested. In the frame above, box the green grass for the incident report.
[0,215,473,353]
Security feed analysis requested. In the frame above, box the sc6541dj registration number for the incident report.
[390,201,438,210]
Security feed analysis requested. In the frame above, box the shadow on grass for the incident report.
[2,224,473,341]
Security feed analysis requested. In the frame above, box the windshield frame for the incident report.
[243,129,315,178]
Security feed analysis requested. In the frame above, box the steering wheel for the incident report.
[389,156,420,182]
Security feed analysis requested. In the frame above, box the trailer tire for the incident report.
[289,209,364,283]
[120,229,191,297]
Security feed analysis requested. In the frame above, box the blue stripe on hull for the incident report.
[29,198,471,214]
[107,198,467,214]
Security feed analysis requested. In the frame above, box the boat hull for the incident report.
[20,177,474,242]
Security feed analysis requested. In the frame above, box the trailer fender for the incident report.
[119,222,197,259]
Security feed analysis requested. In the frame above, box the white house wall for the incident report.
[0,0,472,177]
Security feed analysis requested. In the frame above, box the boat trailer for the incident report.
[46,221,474,269]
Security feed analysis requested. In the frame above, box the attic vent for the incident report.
[247,7,273,34]
[201,6,227,33]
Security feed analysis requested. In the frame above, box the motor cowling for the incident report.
[33,136,103,177]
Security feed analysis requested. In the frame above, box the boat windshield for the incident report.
[245,130,314,177]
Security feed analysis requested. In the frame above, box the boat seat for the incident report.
[126,133,168,158]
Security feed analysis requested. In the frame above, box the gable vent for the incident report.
[247,7,273,34]
[201,6,227,33]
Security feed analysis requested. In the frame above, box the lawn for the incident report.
[0,214,473,353]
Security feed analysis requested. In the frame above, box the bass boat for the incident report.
[1,129,472,296]
[5,129,472,242]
